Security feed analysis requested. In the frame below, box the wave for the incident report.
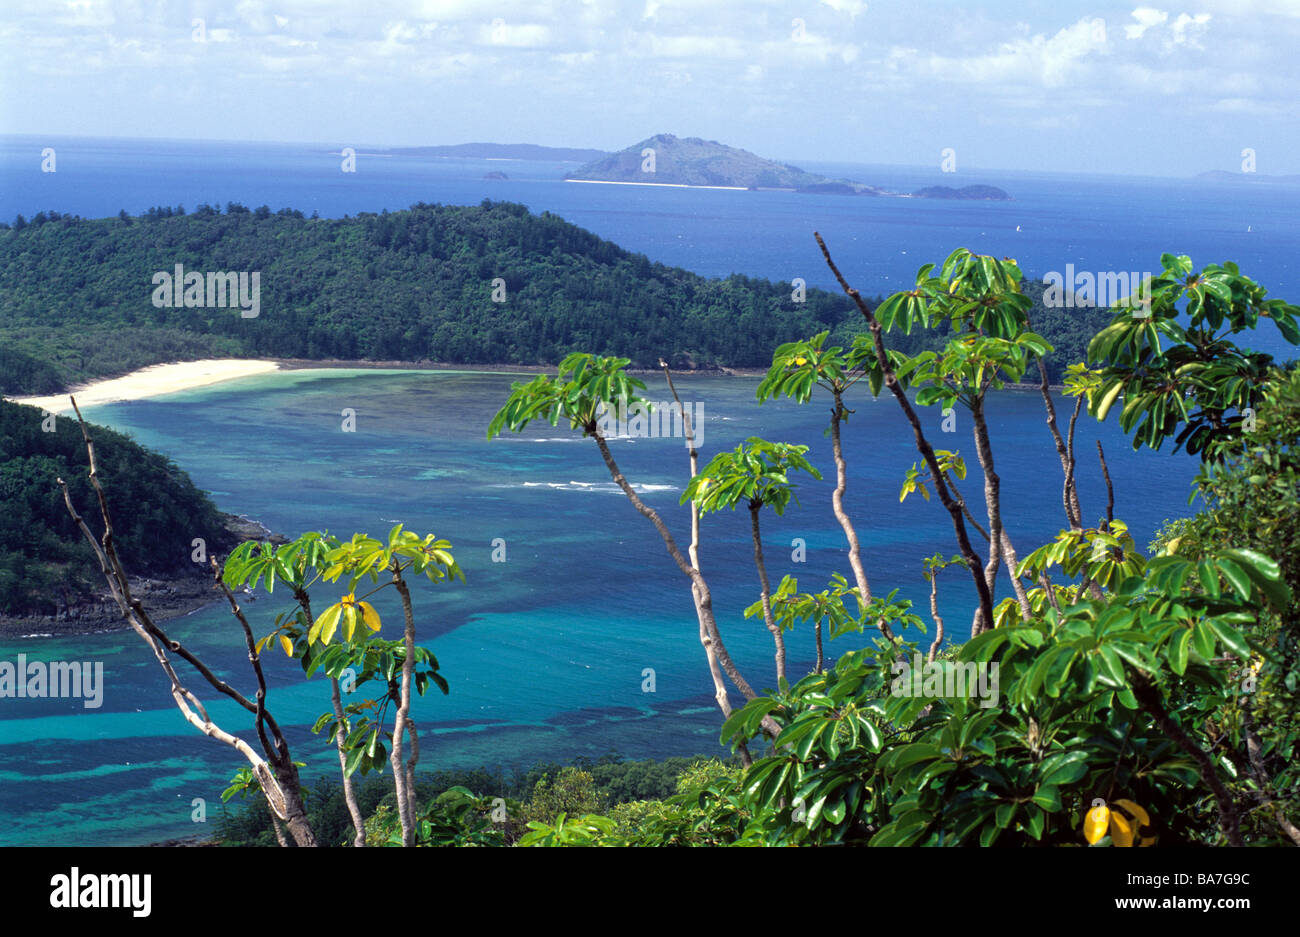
[514,434,640,443]
[512,480,679,494]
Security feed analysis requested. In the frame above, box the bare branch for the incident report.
[1096,440,1115,530]
[57,397,316,845]
[661,361,754,763]
[813,234,993,632]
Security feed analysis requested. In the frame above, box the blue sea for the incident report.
[0,136,1295,845]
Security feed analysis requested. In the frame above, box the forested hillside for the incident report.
[0,201,1109,393]
[0,400,233,617]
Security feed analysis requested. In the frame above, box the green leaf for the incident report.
[1168,627,1191,676]
[1096,381,1124,421]
[1209,620,1250,659]
[1214,558,1252,601]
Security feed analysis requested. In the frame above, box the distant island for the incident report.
[1195,170,1300,185]
[566,134,1011,200]
[384,142,609,162]
[484,171,509,180]
[911,184,1013,201]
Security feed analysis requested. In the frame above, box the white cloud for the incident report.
[1124,8,1213,49]
[1197,0,1300,17]
[1170,12,1212,47]
[914,16,1108,89]
[553,50,597,66]
[1125,7,1169,39]
[628,32,749,59]
[481,20,551,48]
[820,0,868,16]
[56,0,114,28]
[1203,97,1286,116]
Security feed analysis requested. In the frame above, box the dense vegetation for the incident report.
[215,754,730,846]
[0,202,1103,393]
[0,400,232,616]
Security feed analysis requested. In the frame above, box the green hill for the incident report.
[0,201,1102,396]
[0,201,857,389]
[0,399,235,620]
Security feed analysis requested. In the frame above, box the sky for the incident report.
[2,0,1299,177]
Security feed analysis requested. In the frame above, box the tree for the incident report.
[222,526,462,847]
[59,397,463,847]
[488,353,783,751]
[58,399,317,846]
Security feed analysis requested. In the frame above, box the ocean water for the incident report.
[0,136,1294,844]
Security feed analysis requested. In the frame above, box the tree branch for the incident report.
[814,233,993,632]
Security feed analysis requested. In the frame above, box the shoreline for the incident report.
[8,358,282,413]
[6,356,1063,408]
[0,514,285,641]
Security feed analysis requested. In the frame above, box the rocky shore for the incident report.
[0,513,286,640]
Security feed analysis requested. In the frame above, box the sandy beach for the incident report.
[8,359,282,414]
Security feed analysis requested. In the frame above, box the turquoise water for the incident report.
[0,368,1196,844]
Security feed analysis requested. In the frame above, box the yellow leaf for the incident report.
[315,603,343,645]
[279,634,294,657]
[1114,800,1156,846]
[1109,810,1134,847]
[342,603,358,642]
[359,601,382,632]
[1083,804,1109,844]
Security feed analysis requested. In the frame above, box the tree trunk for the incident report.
[1033,354,1083,529]
[814,234,993,634]
[927,573,945,663]
[332,677,367,846]
[830,391,894,640]
[592,431,781,741]
[57,405,318,845]
[660,365,758,760]
[969,392,1030,631]
[390,570,420,846]
[750,503,785,683]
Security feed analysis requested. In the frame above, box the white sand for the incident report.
[8,359,281,414]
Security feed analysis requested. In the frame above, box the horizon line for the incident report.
[0,131,1283,184]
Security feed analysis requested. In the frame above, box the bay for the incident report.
[0,368,1195,845]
